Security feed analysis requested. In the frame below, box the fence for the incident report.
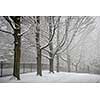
[0,61,100,77]
[0,61,49,77]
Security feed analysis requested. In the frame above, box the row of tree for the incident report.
[0,16,95,80]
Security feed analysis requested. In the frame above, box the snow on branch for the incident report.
[20,24,33,36]
[41,16,61,50]
[42,54,52,60]
[3,16,15,30]
[0,29,13,35]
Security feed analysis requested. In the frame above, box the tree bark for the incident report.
[56,55,60,72]
[13,17,21,80]
[37,49,42,76]
[49,16,54,73]
[35,16,42,76]
[67,54,71,72]
[56,21,60,72]
[49,39,54,73]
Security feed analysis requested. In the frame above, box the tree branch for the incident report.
[3,16,15,30]
[20,24,33,36]
[0,29,13,35]
[42,54,51,59]
[41,16,61,50]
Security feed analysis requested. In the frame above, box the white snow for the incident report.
[0,71,100,83]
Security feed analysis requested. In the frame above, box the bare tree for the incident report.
[56,19,60,72]
[35,16,42,76]
[41,16,61,73]
[56,16,95,72]
[27,16,58,76]
[0,16,21,80]
[48,16,54,73]
[0,16,30,79]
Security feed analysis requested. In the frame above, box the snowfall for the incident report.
[0,71,100,83]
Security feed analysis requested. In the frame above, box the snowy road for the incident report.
[0,71,100,83]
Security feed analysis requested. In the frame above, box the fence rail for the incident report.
[0,61,100,77]
[0,61,49,77]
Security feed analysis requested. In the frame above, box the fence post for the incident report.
[0,61,3,77]
[23,63,25,73]
[31,63,32,72]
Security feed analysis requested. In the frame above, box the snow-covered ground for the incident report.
[0,71,100,83]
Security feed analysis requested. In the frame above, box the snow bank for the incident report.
[0,71,100,83]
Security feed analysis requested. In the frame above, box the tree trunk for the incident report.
[56,55,60,72]
[67,54,71,72]
[35,16,42,76]
[49,16,54,73]
[49,58,54,73]
[13,17,21,80]
[49,41,54,73]
[56,22,60,72]
[37,49,42,76]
